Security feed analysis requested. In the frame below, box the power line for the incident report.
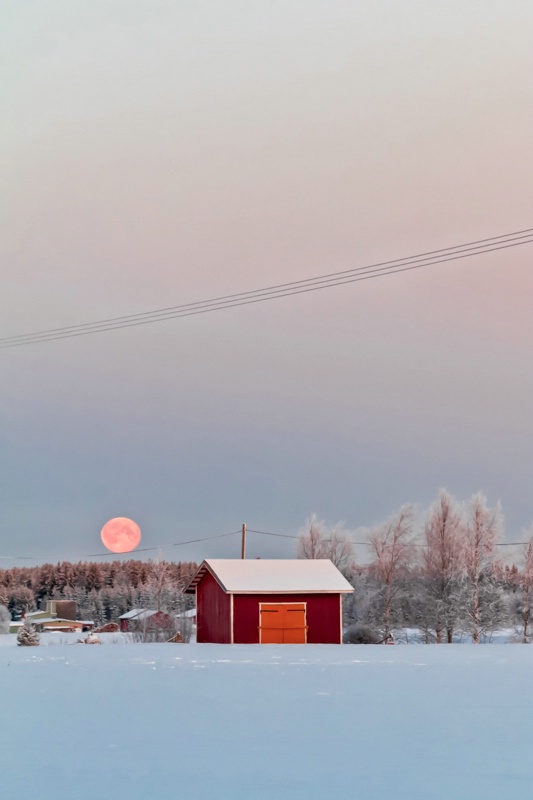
[495,542,529,547]
[247,528,300,540]
[2,228,532,349]
[3,232,531,346]
[248,528,529,548]
[0,526,529,564]
[248,528,372,545]
[0,530,241,562]
[82,530,241,557]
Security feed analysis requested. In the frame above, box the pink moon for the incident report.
[100,517,141,553]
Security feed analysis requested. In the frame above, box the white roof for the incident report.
[186,559,353,594]
[119,609,146,620]
[175,608,197,618]
[135,610,165,621]
[119,609,164,620]
[29,617,81,625]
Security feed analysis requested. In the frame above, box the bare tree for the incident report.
[296,514,355,575]
[422,491,464,643]
[0,604,10,634]
[368,506,415,639]
[146,559,172,612]
[517,534,533,643]
[297,515,329,560]
[462,493,502,643]
[133,557,193,640]
[325,530,356,576]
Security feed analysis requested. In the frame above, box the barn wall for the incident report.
[233,593,342,644]
[196,570,231,643]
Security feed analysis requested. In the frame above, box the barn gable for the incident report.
[185,559,353,595]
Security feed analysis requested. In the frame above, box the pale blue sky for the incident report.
[2,1,533,563]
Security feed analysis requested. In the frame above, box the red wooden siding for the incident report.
[196,570,232,643]
[233,593,342,644]
[119,611,172,633]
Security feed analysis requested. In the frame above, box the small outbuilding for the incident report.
[30,617,94,633]
[119,609,173,632]
[184,559,353,644]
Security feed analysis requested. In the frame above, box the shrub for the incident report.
[343,623,381,644]
[17,623,40,647]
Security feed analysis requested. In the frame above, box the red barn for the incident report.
[118,609,173,632]
[184,559,353,644]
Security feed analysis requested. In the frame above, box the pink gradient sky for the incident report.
[2,1,533,562]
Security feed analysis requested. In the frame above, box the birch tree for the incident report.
[422,491,464,643]
[517,535,533,643]
[368,506,415,639]
[462,493,502,643]
[297,514,355,575]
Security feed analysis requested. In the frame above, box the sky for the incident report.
[2,1,533,565]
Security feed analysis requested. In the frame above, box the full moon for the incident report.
[100,517,142,553]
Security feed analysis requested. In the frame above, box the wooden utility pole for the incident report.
[241,523,246,559]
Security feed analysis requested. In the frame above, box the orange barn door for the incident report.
[259,603,307,644]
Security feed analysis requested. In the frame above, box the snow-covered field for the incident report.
[2,638,533,800]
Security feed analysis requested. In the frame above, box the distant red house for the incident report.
[118,609,173,632]
[184,559,353,644]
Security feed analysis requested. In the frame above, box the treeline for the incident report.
[0,559,197,626]
[4,490,533,643]
[299,491,533,643]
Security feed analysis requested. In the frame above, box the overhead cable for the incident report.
[0,530,241,562]
[0,526,528,563]
[1,228,532,348]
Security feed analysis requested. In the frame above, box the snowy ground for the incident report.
[2,638,533,800]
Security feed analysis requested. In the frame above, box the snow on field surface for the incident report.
[2,641,533,800]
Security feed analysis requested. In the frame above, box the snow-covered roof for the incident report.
[119,609,146,620]
[31,616,82,625]
[175,608,196,618]
[119,609,167,620]
[185,559,354,595]
[135,610,166,621]
[42,625,79,631]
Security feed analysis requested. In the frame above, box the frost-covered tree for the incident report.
[0,559,197,622]
[144,560,172,612]
[33,563,57,603]
[297,514,355,575]
[0,604,11,634]
[86,590,106,627]
[17,622,40,646]
[85,563,104,592]
[461,493,503,643]
[514,535,533,643]
[297,514,331,559]
[139,559,191,617]
[7,586,35,615]
[342,566,381,629]
[422,491,464,643]
[367,506,415,639]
